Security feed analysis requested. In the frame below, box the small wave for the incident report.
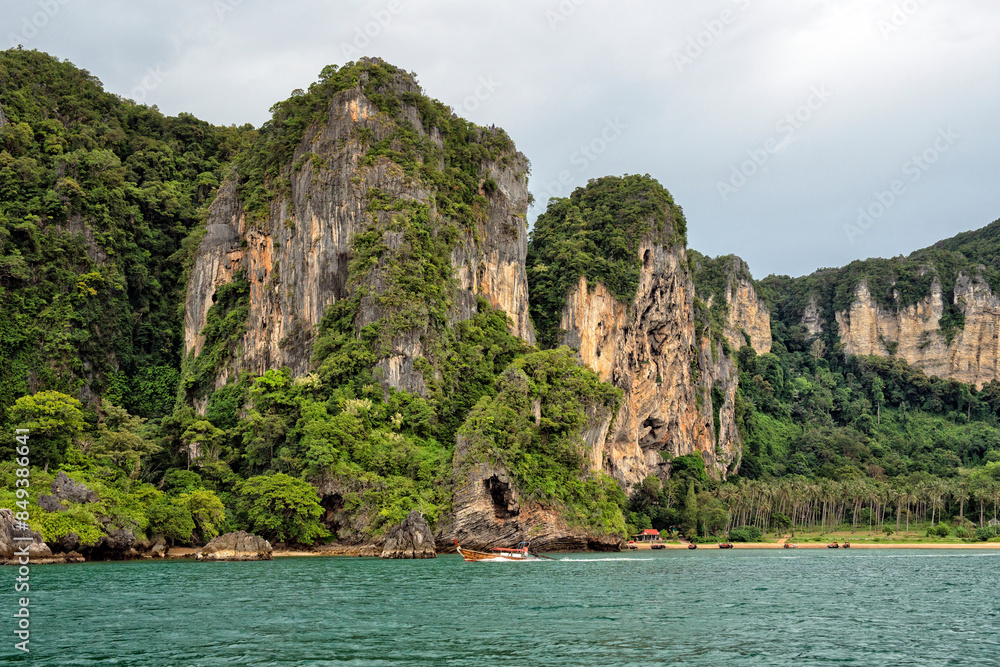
[557,557,655,562]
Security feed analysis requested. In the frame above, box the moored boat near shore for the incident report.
[827,543,840,549]
[453,539,546,562]
[719,543,734,549]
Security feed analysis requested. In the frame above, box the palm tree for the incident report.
[904,487,919,535]
[951,478,970,522]
[972,480,991,528]
[927,481,947,527]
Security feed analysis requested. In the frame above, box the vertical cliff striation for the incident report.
[757,217,1000,388]
[560,246,771,486]
[528,177,768,487]
[182,60,534,400]
[724,274,772,355]
[836,275,1000,388]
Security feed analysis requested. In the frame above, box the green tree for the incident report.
[871,376,885,425]
[235,473,329,545]
[90,400,160,476]
[8,391,86,469]
[147,497,196,545]
[682,480,699,535]
[181,420,225,469]
[178,489,226,541]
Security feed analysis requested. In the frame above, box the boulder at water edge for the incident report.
[380,511,437,559]
[0,508,52,561]
[196,531,273,561]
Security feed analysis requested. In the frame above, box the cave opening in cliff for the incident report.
[320,493,344,533]
[484,475,519,519]
[643,249,651,267]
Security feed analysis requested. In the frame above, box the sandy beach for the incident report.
[628,541,1000,550]
[157,540,1000,559]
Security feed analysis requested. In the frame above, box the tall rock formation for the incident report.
[559,244,768,486]
[722,272,772,355]
[182,60,534,399]
[528,177,772,488]
[836,275,1000,388]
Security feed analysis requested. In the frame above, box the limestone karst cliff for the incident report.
[770,220,1000,389]
[526,177,774,487]
[558,245,773,486]
[444,353,625,551]
[182,60,534,401]
[835,275,1000,388]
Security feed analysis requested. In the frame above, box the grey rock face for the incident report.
[150,538,167,558]
[50,471,99,504]
[90,528,137,560]
[57,532,80,553]
[380,511,437,559]
[446,432,622,553]
[38,495,66,512]
[183,81,534,398]
[195,531,273,561]
[0,508,52,560]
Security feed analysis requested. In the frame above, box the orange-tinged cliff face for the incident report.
[558,241,747,486]
[725,277,772,355]
[183,85,534,397]
[836,275,1000,388]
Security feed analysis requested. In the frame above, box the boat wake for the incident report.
[558,557,655,562]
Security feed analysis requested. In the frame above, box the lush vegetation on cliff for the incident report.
[1,52,632,551]
[234,57,515,227]
[760,217,1000,350]
[457,348,625,535]
[526,174,687,348]
[0,48,252,425]
[624,250,1000,542]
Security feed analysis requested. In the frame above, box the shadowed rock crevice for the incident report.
[484,475,520,519]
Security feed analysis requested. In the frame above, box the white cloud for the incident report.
[6,0,999,277]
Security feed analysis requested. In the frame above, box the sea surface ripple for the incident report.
[7,549,1000,665]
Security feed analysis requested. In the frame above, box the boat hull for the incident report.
[454,540,540,562]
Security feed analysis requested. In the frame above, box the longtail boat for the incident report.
[687,543,698,549]
[783,542,798,549]
[453,539,547,562]
[719,543,734,549]
[827,542,840,549]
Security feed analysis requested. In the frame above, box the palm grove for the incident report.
[2,50,1000,552]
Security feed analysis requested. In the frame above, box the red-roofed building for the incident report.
[640,528,661,541]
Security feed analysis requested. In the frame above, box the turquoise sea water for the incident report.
[5,549,999,665]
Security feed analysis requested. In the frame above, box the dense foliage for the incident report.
[0,48,251,424]
[233,58,516,227]
[6,50,1000,553]
[625,244,1000,541]
[458,348,625,535]
[1,52,633,549]
[526,174,687,348]
[759,217,1000,351]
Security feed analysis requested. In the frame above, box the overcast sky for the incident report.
[6,0,999,278]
